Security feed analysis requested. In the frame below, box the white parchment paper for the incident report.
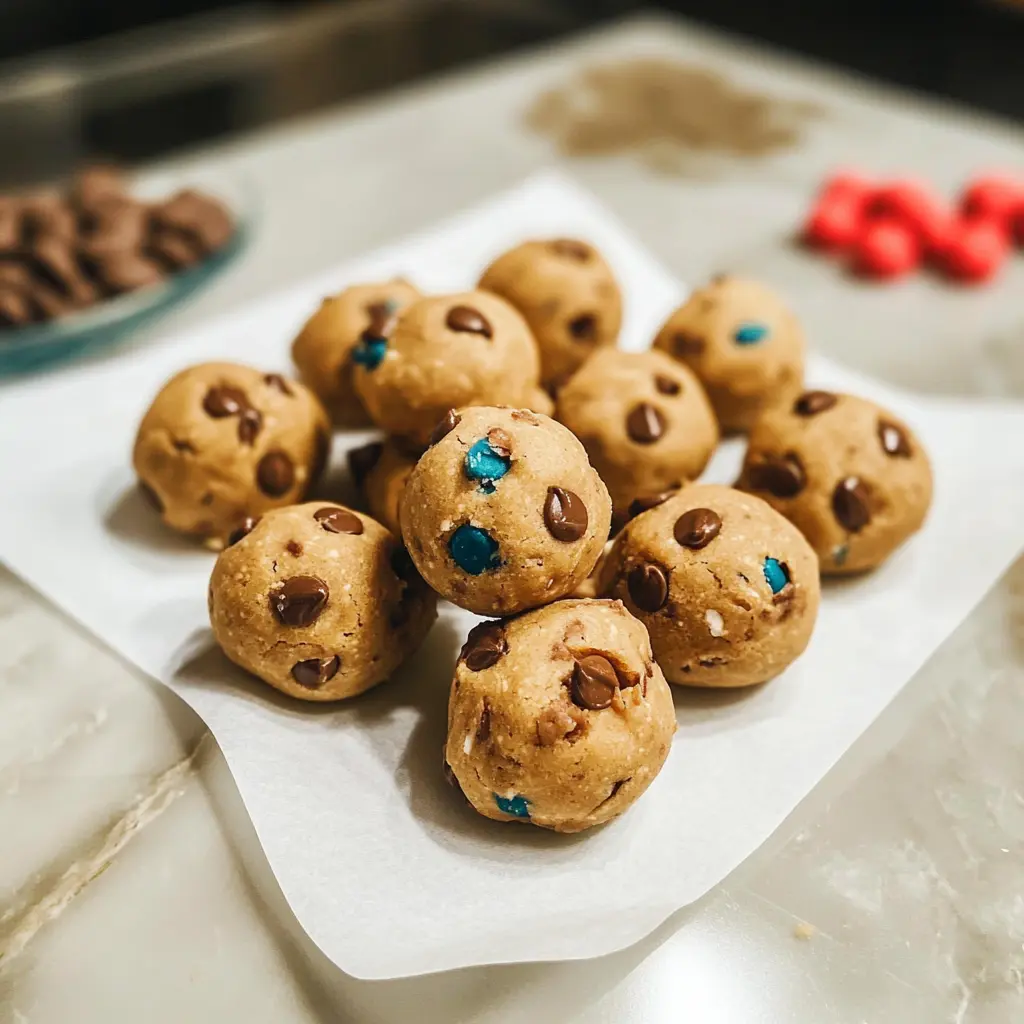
[1,173,1023,979]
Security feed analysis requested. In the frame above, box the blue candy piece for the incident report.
[733,321,770,345]
[351,336,387,370]
[494,793,530,819]
[464,438,511,494]
[449,524,500,575]
[762,556,790,594]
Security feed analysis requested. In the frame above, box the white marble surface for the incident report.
[2,13,1023,1022]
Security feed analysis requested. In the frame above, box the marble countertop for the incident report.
[2,13,1023,1023]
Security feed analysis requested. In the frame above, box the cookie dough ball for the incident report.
[444,598,675,832]
[478,238,623,386]
[353,291,544,449]
[599,484,819,687]
[652,275,805,433]
[346,438,417,536]
[400,406,611,616]
[737,390,932,575]
[209,502,436,701]
[133,363,331,543]
[556,348,719,515]
[291,279,420,427]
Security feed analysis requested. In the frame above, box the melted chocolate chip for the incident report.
[237,407,262,445]
[626,402,666,444]
[746,453,805,498]
[256,451,295,497]
[568,313,597,341]
[878,419,912,457]
[544,487,588,541]
[570,655,619,711]
[627,563,668,612]
[674,507,723,549]
[654,374,681,395]
[347,441,384,486]
[794,390,837,416]
[203,385,248,418]
[550,238,591,261]
[269,575,329,626]
[673,330,705,357]
[264,373,293,396]
[446,305,492,338]
[628,489,679,520]
[314,506,363,535]
[428,409,461,447]
[138,480,163,513]
[460,620,508,672]
[291,655,340,689]
[226,516,259,547]
[832,477,872,532]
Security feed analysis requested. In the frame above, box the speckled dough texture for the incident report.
[444,598,676,832]
[478,238,623,386]
[291,279,420,427]
[133,362,330,544]
[599,484,820,687]
[355,439,418,537]
[399,406,612,616]
[737,390,933,575]
[353,290,546,449]
[208,502,436,701]
[556,348,719,514]
[653,275,805,433]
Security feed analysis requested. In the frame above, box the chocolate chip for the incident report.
[286,540,303,557]
[476,701,491,743]
[832,476,872,532]
[264,373,293,396]
[878,419,912,457]
[568,313,597,341]
[446,305,492,338]
[346,441,384,485]
[428,409,461,447]
[269,575,329,626]
[570,654,619,710]
[486,427,513,459]
[654,374,681,395]
[544,486,588,541]
[226,516,259,546]
[460,620,508,671]
[674,507,723,549]
[256,451,295,497]
[138,480,163,513]
[291,655,340,689]
[202,384,248,418]
[794,390,837,416]
[237,408,262,445]
[627,488,679,520]
[626,402,666,444]
[314,506,363,535]
[673,330,704,357]
[550,238,591,260]
[746,453,805,498]
[627,563,668,612]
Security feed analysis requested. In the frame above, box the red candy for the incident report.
[938,217,1009,282]
[960,174,1024,229]
[803,170,872,250]
[867,179,951,255]
[853,219,920,279]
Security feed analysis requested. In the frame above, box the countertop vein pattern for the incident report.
[1,12,1024,1022]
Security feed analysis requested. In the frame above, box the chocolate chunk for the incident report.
[237,408,262,445]
[549,238,591,261]
[878,419,911,457]
[793,390,837,416]
[314,506,363,535]
[673,330,704,357]
[568,313,597,341]
[428,409,461,447]
[138,480,163,513]
[476,701,491,743]
[347,440,384,485]
[286,540,303,557]
[0,287,31,327]
[627,563,668,612]
[544,486,588,541]
[153,190,233,254]
[486,427,513,459]
[269,575,329,626]
[627,488,679,520]
[674,507,723,549]
[256,451,295,496]
[226,516,259,546]
[654,374,681,395]
[626,402,666,444]
[460,620,508,671]
[264,373,293,396]
[746,453,805,498]
[832,476,871,532]
[147,227,203,272]
[570,654,619,711]
[445,304,492,338]
[291,655,340,689]
[202,384,249,418]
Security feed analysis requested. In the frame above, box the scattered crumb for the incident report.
[793,921,816,940]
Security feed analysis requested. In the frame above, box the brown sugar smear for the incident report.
[526,58,820,171]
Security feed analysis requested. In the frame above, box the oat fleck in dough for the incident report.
[400,406,611,616]
[347,437,418,537]
[133,362,331,544]
[291,279,420,427]
[599,484,820,687]
[738,391,933,575]
[653,275,805,433]
[556,348,718,517]
[444,598,675,832]
[478,238,622,387]
[353,290,549,450]
[208,502,436,701]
